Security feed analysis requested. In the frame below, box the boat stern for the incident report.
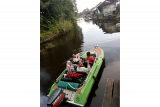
[47,88,64,107]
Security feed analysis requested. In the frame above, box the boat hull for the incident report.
[47,47,104,106]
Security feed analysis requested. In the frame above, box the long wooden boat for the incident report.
[47,46,104,107]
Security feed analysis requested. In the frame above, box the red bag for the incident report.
[67,72,83,78]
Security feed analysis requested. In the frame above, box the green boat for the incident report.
[85,17,89,21]
[47,46,104,107]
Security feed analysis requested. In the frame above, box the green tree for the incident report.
[40,0,77,42]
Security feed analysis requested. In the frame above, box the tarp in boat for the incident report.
[57,81,79,92]
[67,72,83,78]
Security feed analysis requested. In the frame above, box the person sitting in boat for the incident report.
[77,60,91,74]
[71,53,88,67]
[66,61,83,78]
[66,61,77,73]
[85,52,95,65]
[71,53,81,64]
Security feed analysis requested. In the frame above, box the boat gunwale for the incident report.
[81,48,103,93]
[83,57,103,106]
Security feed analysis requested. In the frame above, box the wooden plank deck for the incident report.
[111,80,120,107]
[102,78,120,107]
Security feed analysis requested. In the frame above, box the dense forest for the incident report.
[40,0,78,42]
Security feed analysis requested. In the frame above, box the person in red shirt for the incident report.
[85,52,95,64]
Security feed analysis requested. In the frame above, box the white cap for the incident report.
[67,61,71,64]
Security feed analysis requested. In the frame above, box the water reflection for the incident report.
[85,60,106,107]
[93,20,120,33]
[40,91,48,107]
[40,23,84,107]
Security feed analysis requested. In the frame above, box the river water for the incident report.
[40,18,120,107]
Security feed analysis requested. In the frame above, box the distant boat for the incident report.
[85,19,89,21]
[84,17,89,21]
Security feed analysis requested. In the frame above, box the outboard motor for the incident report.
[47,88,64,107]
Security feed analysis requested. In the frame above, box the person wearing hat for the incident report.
[66,61,83,79]
[66,61,77,73]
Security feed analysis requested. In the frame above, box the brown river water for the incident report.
[40,18,120,107]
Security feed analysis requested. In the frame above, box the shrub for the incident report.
[47,43,55,48]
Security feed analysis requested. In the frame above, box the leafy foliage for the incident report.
[40,0,77,42]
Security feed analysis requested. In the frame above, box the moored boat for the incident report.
[47,45,104,107]
[84,17,89,21]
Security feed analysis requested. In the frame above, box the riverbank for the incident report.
[40,21,74,44]
[40,27,72,53]
[40,27,73,44]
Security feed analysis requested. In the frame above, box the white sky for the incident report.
[77,0,105,12]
